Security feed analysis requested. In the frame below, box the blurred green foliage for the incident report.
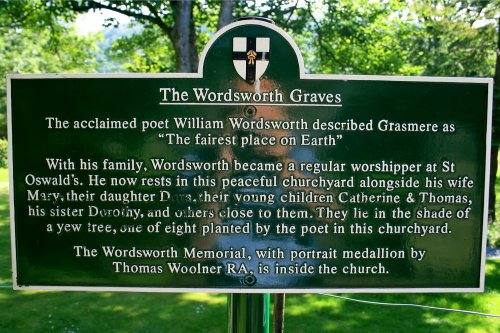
[0,0,101,138]
[0,139,7,169]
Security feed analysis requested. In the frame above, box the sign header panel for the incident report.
[9,20,492,292]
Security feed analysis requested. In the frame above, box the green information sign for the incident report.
[8,20,492,292]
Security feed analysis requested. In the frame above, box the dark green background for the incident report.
[9,22,490,290]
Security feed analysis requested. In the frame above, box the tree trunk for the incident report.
[490,147,498,221]
[490,16,500,222]
[171,0,198,72]
[218,0,234,30]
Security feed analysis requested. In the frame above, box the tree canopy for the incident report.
[2,0,498,75]
[0,0,101,137]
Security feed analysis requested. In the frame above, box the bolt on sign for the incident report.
[8,20,492,293]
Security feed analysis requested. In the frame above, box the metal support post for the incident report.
[228,293,270,333]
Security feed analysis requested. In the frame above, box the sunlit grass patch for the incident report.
[180,292,227,304]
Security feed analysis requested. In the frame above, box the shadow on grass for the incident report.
[2,262,498,333]
[2,279,498,333]
[284,260,500,333]
[0,290,227,333]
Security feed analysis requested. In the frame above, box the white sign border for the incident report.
[7,19,493,294]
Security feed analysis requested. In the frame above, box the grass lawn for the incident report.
[1,169,499,332]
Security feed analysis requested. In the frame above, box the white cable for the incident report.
[0,285,497,319]
[318,293,500,319]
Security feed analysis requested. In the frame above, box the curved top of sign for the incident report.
[198,19,305,82]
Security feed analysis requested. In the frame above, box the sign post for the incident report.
[8,18,492,331]
[228,294,270,333]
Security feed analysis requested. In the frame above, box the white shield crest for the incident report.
[233,37,270,83]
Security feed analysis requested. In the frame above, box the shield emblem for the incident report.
[233,37,270,84]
